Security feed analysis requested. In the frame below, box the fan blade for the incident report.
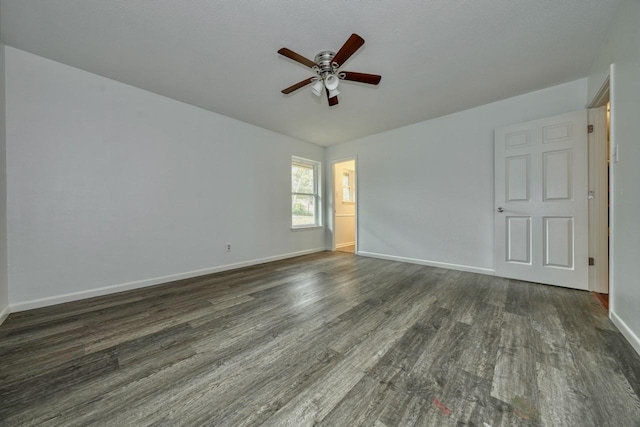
[278,48,316,68]
[281,78,315,94]
[326,88,339,106]
[341,71,381,85]
[332,34,365,68]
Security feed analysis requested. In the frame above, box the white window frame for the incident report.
[291,156,322,229]
[341,169,355,203]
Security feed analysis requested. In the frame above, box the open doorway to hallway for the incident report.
[588,77,611,310]
[333,159,357,254]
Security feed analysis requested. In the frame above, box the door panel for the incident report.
[506,155,530,202]
[543,150,572,200]
[506,217,531,264]
[505,130,531,149]
[495,110,588,289]
[543,217,573,268]
[543,121,573,143]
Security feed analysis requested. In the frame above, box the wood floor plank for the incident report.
[596,327,640,398]
[536,362,592,427]
[572,348,640,426]
[479,274,510,308]
[468,395,529,427]
[1,252,639,426]
[0,348,120,420]
[505,279,535,316]
[456,301,504,381]
[367,306,450,388]
[414,370,494,427]
[552,286,618,354]
[434,270,483,325]
[528,287,574,369]
[318,374,401,427]
[490,312,540,411]
[375,391,426,427]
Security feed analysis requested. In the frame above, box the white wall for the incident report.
[0,42,9,324]
[333,160,355,247]
[5,47,325,310]
[587,0,640,355]
[326,79,587,274]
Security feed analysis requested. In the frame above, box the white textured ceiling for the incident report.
[0,0,621,146]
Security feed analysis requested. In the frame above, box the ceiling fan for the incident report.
[278,33,382,107]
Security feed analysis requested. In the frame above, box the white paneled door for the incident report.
[495,110,588,290]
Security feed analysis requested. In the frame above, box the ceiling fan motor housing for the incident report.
[314,51,337,74]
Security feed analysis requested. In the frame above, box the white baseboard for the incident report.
[10,247,327,312]
[610,310,640,357]
[357,251,495,276]
[0,304,10,326]
[335,242,355,249]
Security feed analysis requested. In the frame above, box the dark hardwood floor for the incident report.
[594,292,609,311]
[1,252,639,426]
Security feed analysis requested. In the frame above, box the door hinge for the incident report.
[588,124,594,134]
[589,257,595,266]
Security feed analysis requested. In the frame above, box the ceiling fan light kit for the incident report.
[311,79,324,96]
[324,73,340,91]
[278,34,382,106]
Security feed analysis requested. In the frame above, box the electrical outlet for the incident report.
[226,243,232,252]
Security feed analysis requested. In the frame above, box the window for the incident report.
[342,170,354,202]
[291,157,321,228]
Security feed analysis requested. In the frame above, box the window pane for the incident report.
[291,157,320,228]
[343,188,351,201]
[292,164,314,194]
[292,194,316,226]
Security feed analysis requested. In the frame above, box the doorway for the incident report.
[588,76,611,309]
[332,159,357,254]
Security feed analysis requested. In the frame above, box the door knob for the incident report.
[497,207,504,213]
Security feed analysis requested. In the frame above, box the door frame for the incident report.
[331,156,358,253]
[587,105,608,294]
[587,65,615,308]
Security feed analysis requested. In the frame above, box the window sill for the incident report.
[291,225,323,231]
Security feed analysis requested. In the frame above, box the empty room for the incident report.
[1,1,640,426]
